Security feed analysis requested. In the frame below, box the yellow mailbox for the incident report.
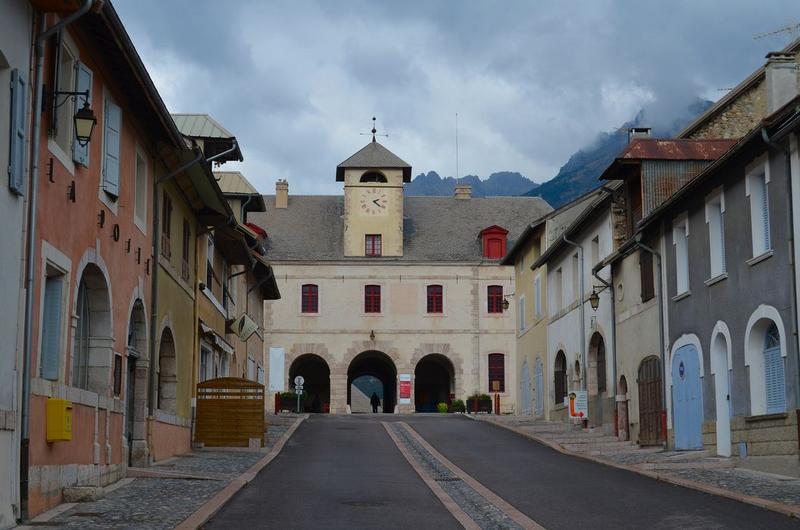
[46,398,72,442]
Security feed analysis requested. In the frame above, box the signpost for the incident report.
[294,376,304,413]
[567,390,589,420]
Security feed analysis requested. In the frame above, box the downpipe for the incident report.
[20,1,94,518]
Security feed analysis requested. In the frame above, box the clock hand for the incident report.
[372,198,382,207]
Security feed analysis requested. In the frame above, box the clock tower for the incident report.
[337,133,411,257]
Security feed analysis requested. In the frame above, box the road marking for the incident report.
[382,422,480,530]
[399,422,545,530]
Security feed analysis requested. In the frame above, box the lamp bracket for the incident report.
[49,89,89,110]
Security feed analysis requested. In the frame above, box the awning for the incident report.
[198,320,235,356]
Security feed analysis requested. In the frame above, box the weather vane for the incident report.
[360,116,389,142]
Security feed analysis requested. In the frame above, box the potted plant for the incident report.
[467,393,493,413]
[450,399,466,413]
[280,391,299,411]
[436,402,449,413]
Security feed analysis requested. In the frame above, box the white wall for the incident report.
[546,209,615,412]
[0,2,32,526]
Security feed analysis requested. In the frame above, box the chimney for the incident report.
[454,184,472,200]
[275,179,288,209]
[765,52,798,114]
[628,127,651,144]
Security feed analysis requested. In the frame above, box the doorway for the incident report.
[637,356,662,445]
[672,344,704,450]
[617,376,629,441]
[415,354,454,412]
[347,351,397,413]
[711,333,731,456]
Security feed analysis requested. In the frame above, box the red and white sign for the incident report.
[568,390,589,419]
[399,374,412,404]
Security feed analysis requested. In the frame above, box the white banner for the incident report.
[268,347,285,392]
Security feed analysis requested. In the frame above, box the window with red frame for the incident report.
[301,284,318,313]
[487,285,503,313]
[365,234,382,256]
[427,284,443,313]
[364,284,381,313]
[488,353,505,392]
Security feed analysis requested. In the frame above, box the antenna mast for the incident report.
[455,112,459,184]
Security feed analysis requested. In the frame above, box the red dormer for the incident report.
[480,225,509,259]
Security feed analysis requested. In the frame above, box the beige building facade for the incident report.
[253,140,551,414]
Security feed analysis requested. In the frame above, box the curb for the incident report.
[175,414,308,530]
[475,417,800,519]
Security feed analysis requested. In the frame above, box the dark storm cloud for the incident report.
[115,0,799,194]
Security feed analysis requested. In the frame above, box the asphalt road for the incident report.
[206,415,798,529]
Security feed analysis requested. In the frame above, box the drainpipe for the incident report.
[20,2,94,517]
[592,263,617,434]
[761,126,800,425]
[636,236,668,449]
[562,235,586,392]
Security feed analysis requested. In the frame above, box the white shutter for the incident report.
[72,61,92,166]
[719,210,726,273]
[764,346,785,414]
[8,68,27,195]
[760,176,770,251]
[40,276,64,380]
[102,98,121,197]
[534,277,541,318]
[519,297,525,331]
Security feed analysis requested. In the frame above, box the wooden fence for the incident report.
[195,377,265,447]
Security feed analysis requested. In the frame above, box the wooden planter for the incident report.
[469,398,493,413]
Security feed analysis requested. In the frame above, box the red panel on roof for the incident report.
[619,139,736,161]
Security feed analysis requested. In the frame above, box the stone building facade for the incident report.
[252,140,551,414]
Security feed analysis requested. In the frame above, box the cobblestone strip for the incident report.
[384,422,541,530]
[398,422,544,530]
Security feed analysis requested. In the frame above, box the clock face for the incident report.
[359,188,389,215]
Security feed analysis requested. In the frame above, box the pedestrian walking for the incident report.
[370,392,380,413]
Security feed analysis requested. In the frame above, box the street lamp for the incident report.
[589,287,600,311]
[73,100,97,147]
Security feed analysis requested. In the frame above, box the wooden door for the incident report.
[637,357,662,445]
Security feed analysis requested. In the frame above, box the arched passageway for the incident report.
[72,264,111,393]
[157,328,177,414]
[617,375,629,441]
[587,332,607,426]
[348,351,396,413]
[415,354,454,412]
[126,300,147,465]
[290,354,330,413]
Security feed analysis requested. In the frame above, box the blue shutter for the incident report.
[40,276,64,381]
[102,98,121,197]
[72,61,92,166]
[761,176,771,251]
[8,68,27,195]
[764,346,785,414]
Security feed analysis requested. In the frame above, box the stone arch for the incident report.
[289,353,330,413]
[71,263,112,393]
[347,350,397,413]
[125,298,148,464]
[360,170,387,183]
[410,343,463,401]
[553,350,567,406]
[587,331,607,396]
[157,327,177,414]
[744,305,787,415]
[572,359,582,390]
[414,354,455,412]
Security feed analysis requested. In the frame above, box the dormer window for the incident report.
[480,225,509,259]
[360,171,387,183]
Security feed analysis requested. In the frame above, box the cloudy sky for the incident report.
[116,1,798,195]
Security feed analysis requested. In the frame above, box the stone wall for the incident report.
[701,413,798,456]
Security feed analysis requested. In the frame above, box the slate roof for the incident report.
[249,195,552,262]
[172,114,235,139]
[336,141,412,182]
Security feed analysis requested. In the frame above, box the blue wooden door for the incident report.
[672,345,704,450]
[520,359,532,415]
[534,357,544,416]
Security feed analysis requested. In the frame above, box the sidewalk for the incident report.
[19,414,305,530]
[474,414,800,518]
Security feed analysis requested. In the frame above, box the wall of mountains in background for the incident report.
[405,99,714,208]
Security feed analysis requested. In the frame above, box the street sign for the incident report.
[294,375,304,387]
[568,390,588,419]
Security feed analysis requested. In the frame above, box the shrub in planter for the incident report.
[467,393,493,413]
[436,402,449,413]
[280,392,299,410]
[450,399,466,413]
